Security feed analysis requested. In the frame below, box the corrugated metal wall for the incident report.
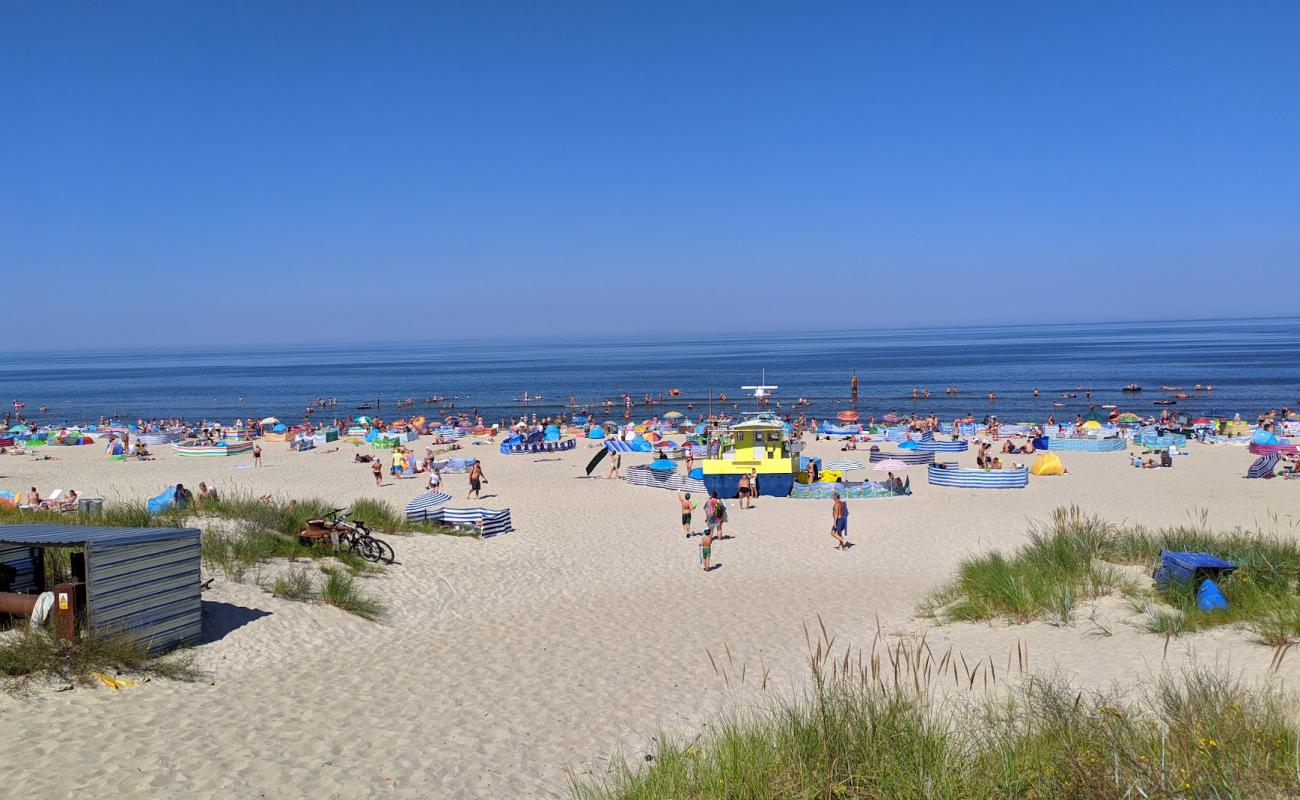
[86,534,201,653]
[0,543,38,593]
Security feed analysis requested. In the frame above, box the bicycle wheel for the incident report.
[337,531,370,560]
[354,536,385,563]
[369,537,395,565]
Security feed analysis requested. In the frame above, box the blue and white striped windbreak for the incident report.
[1247,453,1280,479]
[405,492,453,521]
[927,463,1029,489]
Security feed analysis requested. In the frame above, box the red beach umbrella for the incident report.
[837,410,860,422]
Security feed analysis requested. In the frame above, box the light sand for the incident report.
[0,436,1297,798]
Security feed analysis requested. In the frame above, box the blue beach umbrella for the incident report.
[649,458,677,471]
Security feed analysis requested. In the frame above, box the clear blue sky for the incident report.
[3,2,1298,348]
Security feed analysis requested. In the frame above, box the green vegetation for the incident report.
[0,628,205,693]
[1,491,403,620]
[320,566,386,621]
[575,633,1300,799]
[925,507,1300,645]
[269,565,317,601]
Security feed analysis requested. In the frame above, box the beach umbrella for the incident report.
[1083,412,1104,423]
[8,424,29,433]
[260,417,280,425]
[1117,413,1141,424]
[649,458,676,471]
[404,492,452,521]
[836,410,860,422]
[827,459,865,471]
[1247,453,1280,479]
[1082,420,1102,430]
[354,415,372,424]
[1191,417,1211,425]
[664,411,684,420]
[873,459,909,471]
[657,440,680,450]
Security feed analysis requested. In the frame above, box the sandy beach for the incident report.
[0,434,1296,798]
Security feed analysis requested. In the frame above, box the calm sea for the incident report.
[2,318,1297,427]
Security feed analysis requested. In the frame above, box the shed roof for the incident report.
[0,524,200,548]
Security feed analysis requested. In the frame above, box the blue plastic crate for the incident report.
[1153,550,1238,588]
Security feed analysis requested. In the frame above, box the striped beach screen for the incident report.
[927,463,1029,489]
[1247,453,1280,479]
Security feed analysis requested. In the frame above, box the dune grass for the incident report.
[319,566,386,621]
[574,631,1300,799]
[0,627,205,693]
[926,507,1300,645]
[269,565,317,601]
[923,507,1130,625]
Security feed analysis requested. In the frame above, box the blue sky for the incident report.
[3,2,1298,348]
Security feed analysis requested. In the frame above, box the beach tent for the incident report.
[586,426,606,440]
[147,486,177,514]
[1029,452,1066,476]
[1247,453,1280,479]
[543,425,561,442]
[649,458,676,471]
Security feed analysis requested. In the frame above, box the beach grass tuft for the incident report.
[270,565,317,602]
[573,630,1300,799]
[320,566,385,621]
[0,627,205,693]
[927,506,1300,642]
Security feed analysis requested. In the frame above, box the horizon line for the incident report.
[12,313,1299,357]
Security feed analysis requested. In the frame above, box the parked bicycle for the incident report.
[298,507,395,564]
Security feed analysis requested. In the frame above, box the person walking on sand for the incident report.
[371,456,383,487]
[253,443,262,467]
[704,490,722,543]
[606,451,621,480]
[683,447,694,476]
[737,470,754,509]
[679,491,694,537]
[699,527,713,572]
[830,492,849,550]
[467,461,486,499]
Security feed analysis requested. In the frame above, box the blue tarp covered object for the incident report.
[147,486,177,514]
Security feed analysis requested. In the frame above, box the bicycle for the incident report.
[299,507,393,564]
[334,515,395,565]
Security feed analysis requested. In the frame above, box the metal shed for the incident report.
[0,524,202,653]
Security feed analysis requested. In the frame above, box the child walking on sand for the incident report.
[699,529,713,572]
[679,492,693,537]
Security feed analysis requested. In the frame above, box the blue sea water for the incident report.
[1,318,1297,427]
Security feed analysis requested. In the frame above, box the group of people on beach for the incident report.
[677,480,851,573]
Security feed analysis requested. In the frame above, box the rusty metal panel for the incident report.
[85,533,201,654]
[0,543,38,593]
